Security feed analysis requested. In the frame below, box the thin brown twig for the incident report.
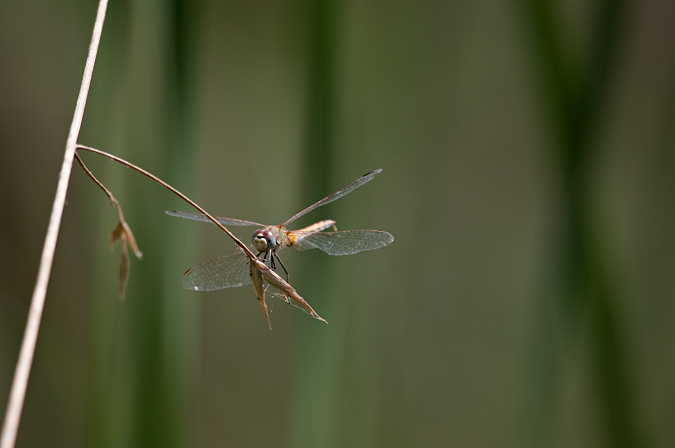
[76,144,254,257]
[75,151,116,205]
[75,152,142,299]
[0,1,109,447]
[74,152,142,257]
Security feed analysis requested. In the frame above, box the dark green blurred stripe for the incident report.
[292,0,341,447]
[517,0,641,447]
[84,0,199,446]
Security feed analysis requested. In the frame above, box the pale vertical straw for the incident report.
[0,1,109,447]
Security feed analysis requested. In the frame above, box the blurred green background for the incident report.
[1,0,674,447]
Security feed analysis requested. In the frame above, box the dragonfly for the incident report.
[166,169,394,325]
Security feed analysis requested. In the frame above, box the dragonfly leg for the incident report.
[259,250,272,269]
[258,249,288,284]
[273,252,290,284]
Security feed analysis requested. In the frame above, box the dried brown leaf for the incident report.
[250,259,271,330]
[109,203,142,300]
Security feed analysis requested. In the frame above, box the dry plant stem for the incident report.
[74,151,117,205]
[75,145,327,324]
[0,1,109,447]
[74,152,142,260]
[75,152,142,299]
[76,145,253,256]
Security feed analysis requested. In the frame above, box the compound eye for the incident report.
[252,229,276,252]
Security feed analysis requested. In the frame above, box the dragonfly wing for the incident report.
[282,169,382,226]
[182,249,253,291]
[166,210,264,227]
[294,230,394,255]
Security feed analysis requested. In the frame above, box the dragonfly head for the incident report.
[253,229,276,252]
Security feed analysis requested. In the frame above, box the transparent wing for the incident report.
[182,248,253,291]
[282,169,382,226]
[166,210,265,227]
[293,230,394,256]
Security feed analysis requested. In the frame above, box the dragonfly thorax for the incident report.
[252,229,276,252]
